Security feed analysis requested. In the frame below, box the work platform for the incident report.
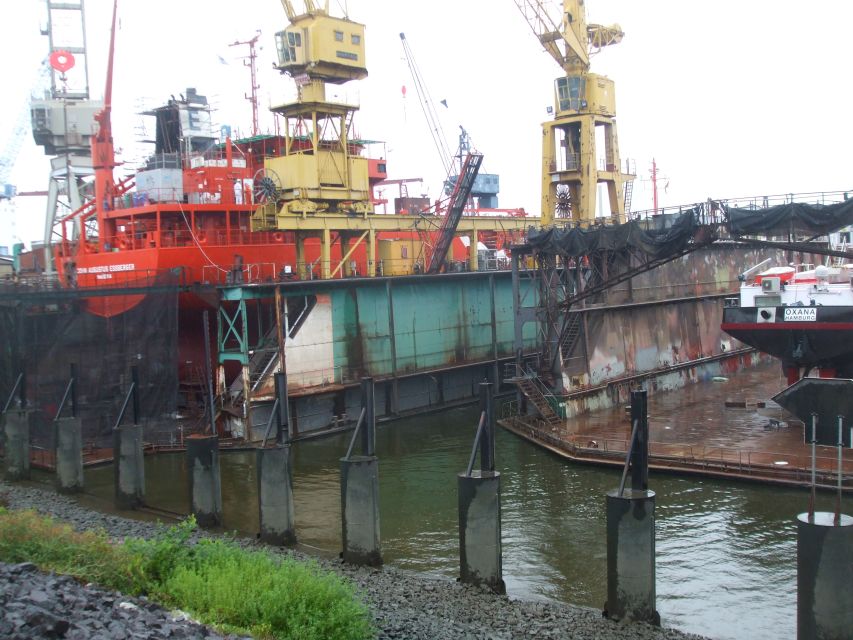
[501,362,853,492]
[260,213,532,279]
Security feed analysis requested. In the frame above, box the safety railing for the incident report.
[627,189,851,224]
[503,414,853,488]
[0,268,184,293]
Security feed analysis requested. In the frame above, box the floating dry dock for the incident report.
[501,363,853,492]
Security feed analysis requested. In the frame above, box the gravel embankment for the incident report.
[0,561,243,639]
[0,481,712,640]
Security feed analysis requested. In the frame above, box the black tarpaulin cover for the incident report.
[526,209,698,259]
[726,198,853,236]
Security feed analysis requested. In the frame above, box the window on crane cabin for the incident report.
[335,30,344,41]
[275,31,300,64]
[351,34,361,45]
[556,76,585,112]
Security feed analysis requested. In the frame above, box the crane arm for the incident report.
[303,0,330,13]
[588,23,623,51]
[427,152,484,274]
[280,0,297,20]
[281,0,329,19]
[512,0,589,72]
[513,1,624,72]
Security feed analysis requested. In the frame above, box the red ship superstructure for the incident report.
[52,86,394,316]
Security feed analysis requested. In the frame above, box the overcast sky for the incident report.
[2,0,852,249]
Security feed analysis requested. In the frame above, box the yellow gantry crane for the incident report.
[254,0,371,225]
[252,1,532,279]
[513,0,634,226]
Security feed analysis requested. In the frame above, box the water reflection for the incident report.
[82,367,842,640]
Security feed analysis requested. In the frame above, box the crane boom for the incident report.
[280,0,329,20]
[399,33,453,176]
[427,152,484,274]
[280,0,297,20]
[512,0,622,73]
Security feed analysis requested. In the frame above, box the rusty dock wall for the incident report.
[513,243,813,418]
[222,243,790,438]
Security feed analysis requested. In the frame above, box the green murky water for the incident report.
[79,374,845,640]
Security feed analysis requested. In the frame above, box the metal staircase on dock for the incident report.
[228,326,281,403]
[623,178,634,215]
[559,312,583,361]
[509,366,563,427]
[226,294,317,406]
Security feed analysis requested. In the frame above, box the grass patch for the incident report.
[0,510,373,640]
[0,509,140,593]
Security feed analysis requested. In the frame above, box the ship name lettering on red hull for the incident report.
[77,263,136,275]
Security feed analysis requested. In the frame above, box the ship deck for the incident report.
[500,362,853,492]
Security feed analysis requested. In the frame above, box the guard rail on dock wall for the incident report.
[626,189,851,224]
[500,413,853,492]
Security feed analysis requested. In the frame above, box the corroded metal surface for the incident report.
[501,361,853,490]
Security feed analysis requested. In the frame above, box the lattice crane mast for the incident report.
[512,0,633,226]
[0,60,51,200]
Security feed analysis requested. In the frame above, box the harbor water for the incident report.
[80,364,843,640]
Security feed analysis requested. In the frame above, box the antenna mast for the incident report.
[230,32,262,137]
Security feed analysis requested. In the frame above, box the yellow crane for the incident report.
[513,0,634,226]
[252,0,371,228]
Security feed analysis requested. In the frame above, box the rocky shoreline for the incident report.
[0,481,710,640]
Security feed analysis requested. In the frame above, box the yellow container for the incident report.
[378,238,423,275]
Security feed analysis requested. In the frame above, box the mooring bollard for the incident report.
[458,382,505,594]
[113,367,145,510]
[604,389,660,625]
[340,377,381,566]
[257,372,297,546]
[4,410,31,482]
[187,433,223,528]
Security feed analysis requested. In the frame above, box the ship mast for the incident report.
[229,32,262,138]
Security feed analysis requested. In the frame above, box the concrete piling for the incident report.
[605,489,659,624]
[340,377,381,566]
[54,417,84,493]
[605,389,659,625]
[457,382,505,594]
[3,410,30,481]
[113,425,145,510]
[186,434,223,528]
[257,444,297,545]
[797,512,853,640]
[256,372,297,545]
[458,469,504,594]
[340,455,382,566]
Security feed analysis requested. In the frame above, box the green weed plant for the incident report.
[0,509,373,640]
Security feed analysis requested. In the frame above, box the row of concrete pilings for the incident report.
[2,380,852,639]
